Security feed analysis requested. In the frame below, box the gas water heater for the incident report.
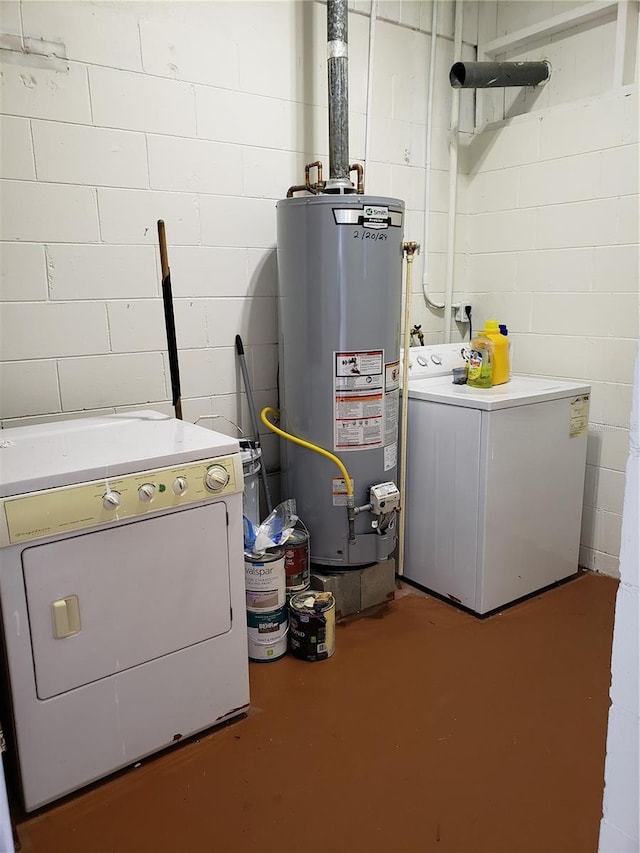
[263,0,405,569]
[276,194,404,567]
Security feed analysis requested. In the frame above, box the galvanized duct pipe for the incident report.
[327,0,354,192]
[450,60,551,89]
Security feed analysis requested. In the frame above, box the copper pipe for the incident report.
[305,161,325,192]
[286,184,310,198]
[349,163,364,194]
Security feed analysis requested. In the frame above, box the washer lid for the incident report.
[0,410,239,496]
[407,375,591,411]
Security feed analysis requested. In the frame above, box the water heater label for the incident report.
[384,443,397,472]
[332,477,355,507]
[384,360,400,451]
[332,208,403,230]
[334,350,384,450]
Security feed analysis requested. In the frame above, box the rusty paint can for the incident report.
[288,591,335,662]
[284,526,310,597]
[244,548,286,612]
[247,606,288,662]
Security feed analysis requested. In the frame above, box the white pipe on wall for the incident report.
[398,242,419,577]
[364,0,378,183]
[422,0,445,310]
[443,0,463,344]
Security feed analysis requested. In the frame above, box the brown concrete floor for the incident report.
[13,572,617,853]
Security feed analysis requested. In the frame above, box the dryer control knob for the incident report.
[102,490,121,510]
[138,483,156,502]
[205,465,230,492]
[172,476,188,496]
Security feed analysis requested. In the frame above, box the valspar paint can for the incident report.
[247,606,288,662]
[245,548,286,612]
[284,527,310,596]
[288,591,336,662]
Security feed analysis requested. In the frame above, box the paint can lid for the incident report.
[244,547,285,563]
[286,527,309,547]
[290,590,335,614]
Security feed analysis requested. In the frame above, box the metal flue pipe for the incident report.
[327,0,354,192]
[450,60,551,89]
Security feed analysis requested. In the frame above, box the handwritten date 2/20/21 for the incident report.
[353,230,388,241]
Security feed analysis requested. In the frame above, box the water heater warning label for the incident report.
[334,351,384,450]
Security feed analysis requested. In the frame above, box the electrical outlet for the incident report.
[453,302,472,323]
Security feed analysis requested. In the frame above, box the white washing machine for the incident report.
[0,411,250,811]
[403,344,591,615]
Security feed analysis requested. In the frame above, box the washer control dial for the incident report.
[138,483,156,502]
[205,465,230,492]
[172,476,188,496]
[416,356,428,367]
[430,354,443,365]
[102,490,121,510]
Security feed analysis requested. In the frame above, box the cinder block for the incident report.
[97,189,200,246]
[310,569,361,620]
[1,1,22,36]
[58,352,166,410]
[108,299,208,353]
[140,16,239,89]
[360,558,396,611]
[0,116,36,180]
[0,63,91,124]
[89,66,196,136]
[177,349,237,397]
[21,0,142,71]
[0,244,47,301]
[32,121,148,189]
[199,196,276,248]
[311,559,397,620]
[242,148,305,201]
[147,135,242,195]
[0,181,99,243]
[169,247,248,298]
[0,361,61,420]
[0,303,109,360]
[47,245,158,301]
[196,87,287,149]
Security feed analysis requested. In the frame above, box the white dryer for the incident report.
[403,345,591,615]
[0,411,249,811]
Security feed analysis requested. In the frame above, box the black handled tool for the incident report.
[158,220,182,420]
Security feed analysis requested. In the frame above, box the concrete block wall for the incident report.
[458,2,639,577]
[0,0,455,483]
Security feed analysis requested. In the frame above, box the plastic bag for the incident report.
[248,499,298,555]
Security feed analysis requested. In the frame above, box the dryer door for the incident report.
[22,503,231,699]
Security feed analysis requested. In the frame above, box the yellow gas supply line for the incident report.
[260,406,357,541]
